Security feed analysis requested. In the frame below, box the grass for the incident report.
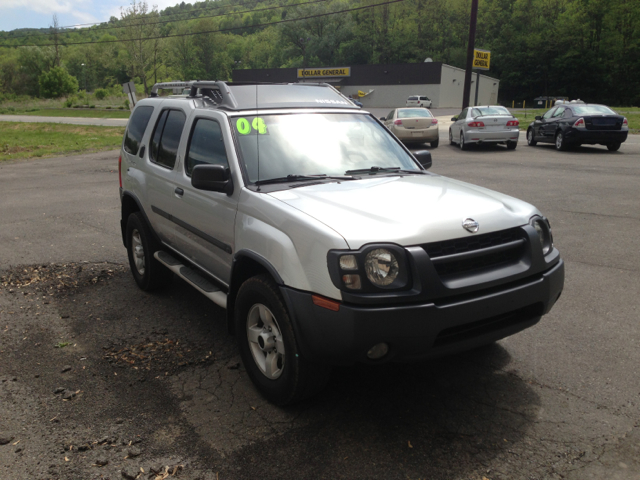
[10,109,131,119]
[0,122,125,162]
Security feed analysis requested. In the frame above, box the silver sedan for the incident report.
[449,106,520,150]
[381,108,439,148]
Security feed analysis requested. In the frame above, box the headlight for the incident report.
[328,245,411,293]
[531,217,553,255]
[365,249,399,286]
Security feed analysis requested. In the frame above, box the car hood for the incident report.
[267,174,538,249]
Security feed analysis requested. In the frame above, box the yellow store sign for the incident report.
[297,67,351,78]
[473,49,491,70]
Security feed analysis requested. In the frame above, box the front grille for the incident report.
[423,227,526,278]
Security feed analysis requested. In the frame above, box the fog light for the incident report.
[367,342,389,359]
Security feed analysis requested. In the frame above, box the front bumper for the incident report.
[465,128,520,143]
[565,128,628,145]
[281,259,564,366]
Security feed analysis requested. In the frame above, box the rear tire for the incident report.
[125,212,173,291]
[460,132,467,150]
[431,138,439,148]
[527,128,537,146]
[235,275,331,406]
[555,131,567,151]
[607,142,621,152]
[506,141,517,150]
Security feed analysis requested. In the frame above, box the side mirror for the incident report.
[413,150,432,170]
[535,115,542,120]
[191,164,233,195]
[380,117,386,121]
[451,117,458,121]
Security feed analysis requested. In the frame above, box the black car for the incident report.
[526,103,628,151]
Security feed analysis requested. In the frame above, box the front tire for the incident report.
[527,128,537,146]
[235,275,331,405]
[449,129,454,145]
[125,212,173,291]
[607,142,621,152]
[555,131,567,151]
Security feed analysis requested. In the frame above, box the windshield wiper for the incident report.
[344,166,425,175]
[254,174,357,186]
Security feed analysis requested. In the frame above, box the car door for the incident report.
[144,106,188,246]
[537,107,557,141]
[452,108,468,138]
[169,113,239,285]
[384,109,396,129]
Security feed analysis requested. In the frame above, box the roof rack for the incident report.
[149,80,238,109]
[149,80,361,111]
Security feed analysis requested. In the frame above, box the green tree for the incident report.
[38,66,79,98]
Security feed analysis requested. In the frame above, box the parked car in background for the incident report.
[406,95,432,108]
[526,103,628,151]
[449,106,520,150]
[381,107,439,147]
[527,103,629,152]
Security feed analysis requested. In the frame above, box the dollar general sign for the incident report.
[473,49,491,70]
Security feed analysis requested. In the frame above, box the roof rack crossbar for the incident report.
[150,81,196,97]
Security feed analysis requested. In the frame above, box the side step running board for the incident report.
[154,251,227,309]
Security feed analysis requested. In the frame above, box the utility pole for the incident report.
[462,0,479,109]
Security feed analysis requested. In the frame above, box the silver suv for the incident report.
[119,81,564,405]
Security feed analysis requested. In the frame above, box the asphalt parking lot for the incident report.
[1,134,639,479]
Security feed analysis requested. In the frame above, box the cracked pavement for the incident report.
[0,141,639,479]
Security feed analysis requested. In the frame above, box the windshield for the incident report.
[232,113,419,183]
[472,106,511,116]
[572,105,616,115]
[398,109,433,118]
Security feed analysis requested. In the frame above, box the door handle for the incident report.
[174,187,184,197]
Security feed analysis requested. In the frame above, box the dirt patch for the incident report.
[1,262,126,295]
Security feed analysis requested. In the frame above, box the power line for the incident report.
[7,0,320,41]
[0,0,403,48]
[7,0,261,33]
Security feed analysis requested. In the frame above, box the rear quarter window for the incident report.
[123,106,154,155]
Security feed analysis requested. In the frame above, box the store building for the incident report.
[232,62,500,109]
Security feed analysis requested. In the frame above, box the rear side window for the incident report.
[186,118,229,175]
[123,106,154,155]
[408,96,418,101]
[149,109,186,169]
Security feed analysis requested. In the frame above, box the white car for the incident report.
[406,95,432,108]
[119,81,564,405]
[449,105,520,150]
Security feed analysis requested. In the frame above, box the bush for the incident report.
[124,99,130,110]
[38,67,79,99]
[63,95,76,108]
[94,88,108,100]
[89,105,95,108]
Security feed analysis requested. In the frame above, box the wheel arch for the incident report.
[226,250,284,335]
[120,192,160,248]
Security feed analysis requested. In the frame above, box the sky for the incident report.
[0,0,183,32]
